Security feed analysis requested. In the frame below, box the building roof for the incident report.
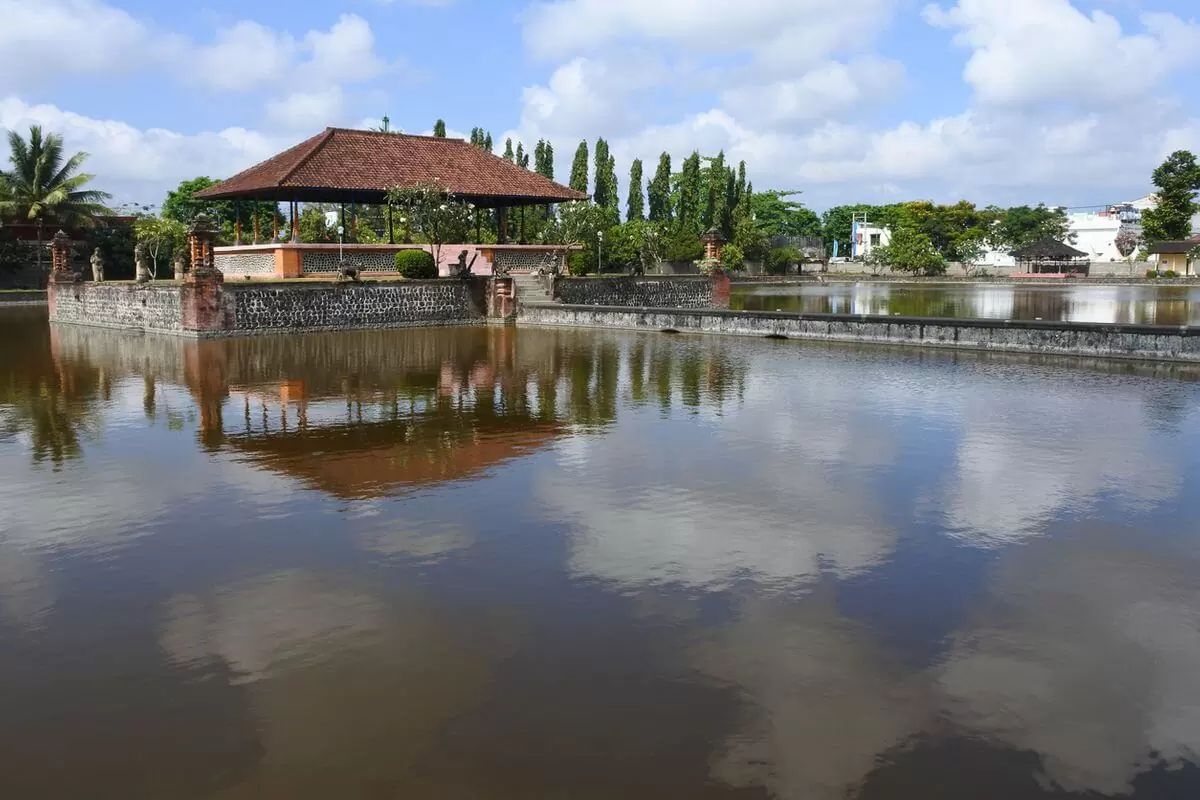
[195,127,589,207]
[1010,237,1088,260]
[1148,236,1200,255]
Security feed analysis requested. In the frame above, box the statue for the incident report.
[453,249,478,279]
[173,248,189,281]
[90,248,105,282]
[135,241,151,283]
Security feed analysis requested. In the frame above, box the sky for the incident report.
[2,0,1198,213]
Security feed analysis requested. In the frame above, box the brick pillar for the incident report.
[711,270,731,309]
[187,213,223,283]
[49,230,73,282]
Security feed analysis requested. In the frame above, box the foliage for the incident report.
[0,125,111,271]
[134,216,186,278]
[162,177,230,225]
[388,182,473,268]
[732,212,769,262]
[502,138,515,163]
[468,128,494,151]
[567,250,591,276]
[1141,150,1200,244]
[298,204,337,243]
[89,223,136,280]
[1189,244,1200,264]
[663,225,703,262]
[820,204,880,257]
[433,119,447,138]
[395,249,437,279]
[751,190,821,239]
[569,141,589,194]
[0,229,33,275]
[627,158,644,222]
[985,203,1072,251]
[955,231,987,276]
[1115,229,1141,258]
[765,246,802,275]
[593,138,619,228]
[648,153,672,223]
[720,243,745,271]
[534,139,555,180]
[1164,270,1179,279]
[1147,268,1160,279]
[676,152,702,234]
[876,224,946,276]
[701,151,726,232]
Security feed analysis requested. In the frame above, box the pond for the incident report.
[732,282,1200,325]
[3,306,1200,799]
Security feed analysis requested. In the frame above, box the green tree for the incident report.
[388,182,474,269]
[515,142,527,169]
[701,151,727,231]
[985,204,1072,251]
[648,153,672,222]
[821,204,880,257]
[1141,150,1200,244]
[133,216,186,278]
[593,138,619,227]
[627,158,645,222]
[676,152,702,234]
[162,177,232,225]
[0,125,111,273]
[433,119,447,138]
[876,224,945,276]
[502,138,515,163]
[570,141,589,195]
[484,132,493,152]
[751,190,821,239]
[720,242,745,271]
[534,139,555,180]
[732,212,769,263]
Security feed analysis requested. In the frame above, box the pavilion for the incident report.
[195,127,588,279]
[1010,237,1090,276]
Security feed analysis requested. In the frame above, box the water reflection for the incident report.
[733,282,1200,325]
[1,308,1200,798]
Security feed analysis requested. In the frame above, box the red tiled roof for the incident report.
[195,128,588,206]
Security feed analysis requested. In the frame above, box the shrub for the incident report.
[567,250,592,276]
[1146,268,1160,279]
[765,246,801,275]
[1164,269,1178,278]
[395,249,437,279]
[720,243,745,272]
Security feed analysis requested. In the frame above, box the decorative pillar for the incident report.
[700,226,726,262]
[187,213,222,282]
[50,230,74,282]
[387,203,395,244]
[290,198,301,243]
[253,203,261,245]
[272,207,279,242]
[234,201,243,246]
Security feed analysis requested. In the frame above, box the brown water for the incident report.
[3,305,1200,799]
[732,282,1200,325]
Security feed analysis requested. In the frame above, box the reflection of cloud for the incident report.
[943,398,1180,546]
[938,537,1200,794]
[159,569,521,797]
[693,594,930,800]
[358,519,474,562]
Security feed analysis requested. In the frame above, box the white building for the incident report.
[850,215,891,260]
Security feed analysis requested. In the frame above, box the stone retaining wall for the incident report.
[49,279,495,336]
[554,276,715,308]
[49,283,184,332]
[225,281,480,333]
[518,303,1200,363]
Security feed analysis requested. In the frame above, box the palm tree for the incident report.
[0,125,111,273]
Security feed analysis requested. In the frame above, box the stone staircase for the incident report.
[511,273,555,305]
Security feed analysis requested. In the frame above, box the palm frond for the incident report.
[47,150,88,190]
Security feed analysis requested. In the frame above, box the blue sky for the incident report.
[2,0,1198,212]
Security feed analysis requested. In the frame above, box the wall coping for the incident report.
[529,302,1200,337]
[215,243,580,254]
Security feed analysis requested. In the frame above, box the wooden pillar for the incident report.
[290,198,300,243]
[475,209,481,243]
[253,203,261,245]
[234,201,242,246]
[272,204,279,241]
[387,202,394,244]
[499,206,508,245]
[520,206,526,244]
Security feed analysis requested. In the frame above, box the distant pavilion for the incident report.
[1010,237,1090,276]
[195,127,588,279]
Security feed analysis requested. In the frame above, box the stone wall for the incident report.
[555,276,714,308]
[518,304,1200,363]
[49,279,490,336]
[225,281,481,333]
[215,251,277,277]
[49,282,184,332]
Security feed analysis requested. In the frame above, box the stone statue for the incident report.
[454,249,479,278]
[89,248,105,282]
[135,241,151,283]
[173,248,189,281]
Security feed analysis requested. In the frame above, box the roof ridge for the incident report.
[328,127,468,143]
[276,128,337,188]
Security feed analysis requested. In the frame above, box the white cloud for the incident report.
[721,57,905,127]
[924,0,1200,107]
[188,20,300,93]
[266,87,347,131]
[0,0,154,90]
[0,96,286,204]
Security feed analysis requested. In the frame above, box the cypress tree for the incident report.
[433,119,447,137]
[516,142,526,169]
[484,132,493,152]
[593,138,619,227]
[648,152,672,222]
[627,158,645,222]
[570,140,589,195]
[736,161,747,208]
[541,141,555,180]
[502,138,515,163]
[722,170,737,238]
[678,152,702,233]
[703,151,726,230]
